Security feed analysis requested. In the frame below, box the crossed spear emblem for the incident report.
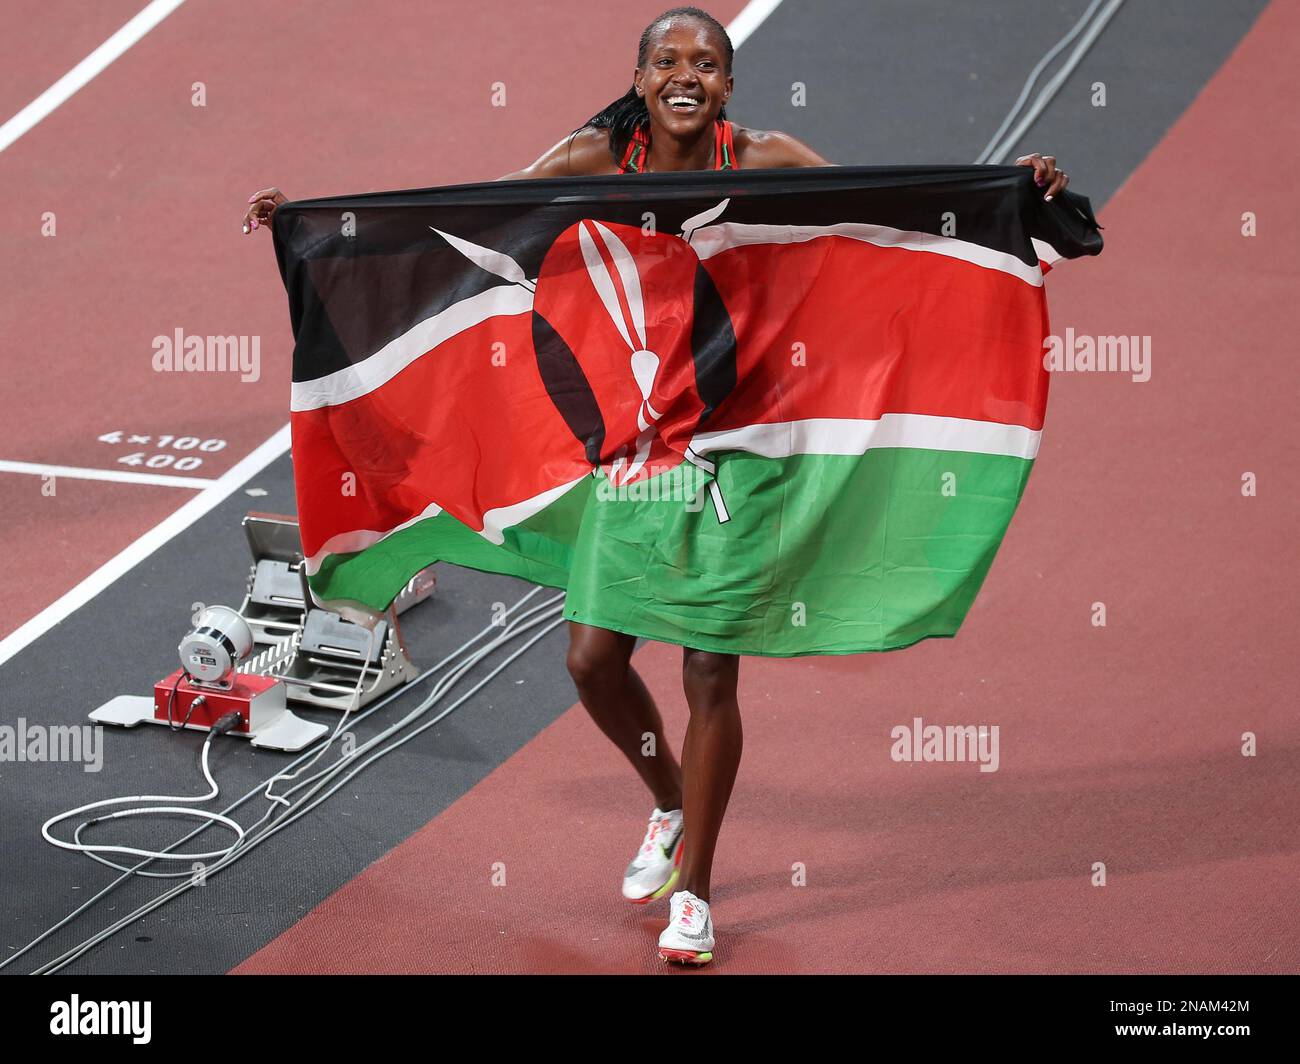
[431,199,732,523]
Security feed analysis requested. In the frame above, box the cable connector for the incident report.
[211,711,244,736]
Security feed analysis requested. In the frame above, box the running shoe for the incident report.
[621,806,684,903]
[657,890,714,965]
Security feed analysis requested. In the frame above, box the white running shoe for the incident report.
[658,890,714,965]
[621,807,684,904]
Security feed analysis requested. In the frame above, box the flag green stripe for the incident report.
[310,477,592,603]
[309,447,1033,654]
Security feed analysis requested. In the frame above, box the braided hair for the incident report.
[570,7,733,167]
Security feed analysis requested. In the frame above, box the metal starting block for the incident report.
[240,599,420,712]
[239,513,436,647]
[234,512,434,711]
[239,513,307,645]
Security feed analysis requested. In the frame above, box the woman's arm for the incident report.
[498,128,612,180]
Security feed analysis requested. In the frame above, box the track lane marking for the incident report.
[727,0,785,47]
[0,0,189,153]
[0,460,218,489]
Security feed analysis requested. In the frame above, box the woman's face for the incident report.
[634,18,733,134]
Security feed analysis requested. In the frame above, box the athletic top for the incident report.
[618,118,737,174]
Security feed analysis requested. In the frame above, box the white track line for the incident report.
[0,460,217,489]
[0,425,290,667]
[0,0,188,153]
[727,0,784,48]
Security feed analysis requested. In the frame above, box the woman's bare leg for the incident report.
[678,648,742,902]
[566,621,683,811]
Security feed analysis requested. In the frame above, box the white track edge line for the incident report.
[727,0,785,49]
[0,0,189,153]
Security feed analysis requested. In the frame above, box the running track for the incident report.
[1,0,1294,974]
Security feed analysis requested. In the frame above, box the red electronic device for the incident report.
[153,669,285,734]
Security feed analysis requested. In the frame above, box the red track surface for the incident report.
[234,2,1300,973]
[0,1,144,120]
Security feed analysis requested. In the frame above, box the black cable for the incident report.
[165,671,202,732]
[164,671,183,730]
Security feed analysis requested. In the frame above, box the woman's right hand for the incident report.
[243,187,288,234]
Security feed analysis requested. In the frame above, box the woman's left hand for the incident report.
[1015,152,1068,201]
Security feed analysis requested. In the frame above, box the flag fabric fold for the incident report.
[272,165,1101,655]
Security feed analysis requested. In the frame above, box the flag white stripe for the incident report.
[290,285,534,412]
[690,413,1041,461]
[593,220,648,350]
[688,221,1045,286]
[302,475,589,572]
[306,413,1038,570]
[1032,237,1064,266]
[303,500,444,574]
[577,223,635,351]
[480,475,590,546]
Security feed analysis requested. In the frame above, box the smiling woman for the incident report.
[497,5,833,179]
[489,6,841,971]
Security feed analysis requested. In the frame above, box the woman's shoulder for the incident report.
[564,126,626,174]
[501,126,622,180]
[732,124,834,168]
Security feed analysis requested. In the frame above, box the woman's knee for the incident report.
[682,649,739,705]
[566,627,630,691]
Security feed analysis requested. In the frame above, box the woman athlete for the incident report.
[243,5,1069,967]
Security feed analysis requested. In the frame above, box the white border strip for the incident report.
[303,499,445,574]
[301,473,590,573]
[304,412,1039,573]
[1031,237,1063,267]
[689,221,1045,286]
[691,414,1041,461]
[290,285,533,412]
[0,0,189,154]
[0,459,217,489]
[480,475,589,546]
[0,424,291,666]
[726,0,785,49]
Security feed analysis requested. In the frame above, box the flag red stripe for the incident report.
[291,313,588,559]
[702,237,1051,432]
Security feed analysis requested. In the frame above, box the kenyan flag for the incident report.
[273,165,1101,655]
